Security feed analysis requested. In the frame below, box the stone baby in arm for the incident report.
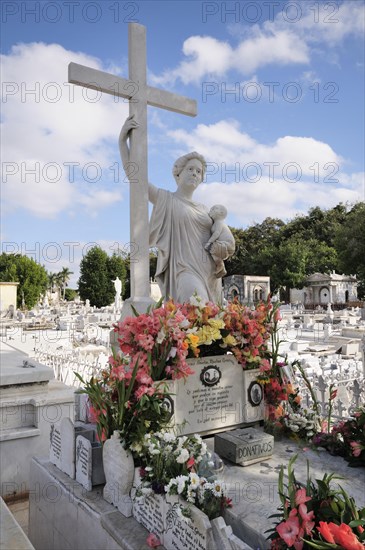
[205,204,235,278]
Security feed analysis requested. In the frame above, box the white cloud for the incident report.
[195,174,364,227]
[168,120,342,178]
[152,30,309,86]
[167,118,363,226]
[271,0,365,46]
[151,1,364,86]
[1,42,128,218]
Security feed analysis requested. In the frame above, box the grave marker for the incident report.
[75,434,105,491]
[164,356,263,436]
[214,427,274,466]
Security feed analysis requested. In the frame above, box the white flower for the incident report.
[189,294,203,307]
[290,425,300,432]
[156,329,166,344]
[145,466,153,472]
[189,473,200,490]
[176,475,188,494]
[167,347,177,360]
[176,436,187,448]
[211,480,223,497]
[165,479,177,493]
[163,432,175,443]
[176,505,191,523]
[179,318,190,329]
[200,442,207,455]
[130,441,142,453]
[187,489,196,503]
[176,448,189,463]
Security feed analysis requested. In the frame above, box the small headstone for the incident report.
[132,492,165,543]
[49,418,96,479]
[214,427,274,466]
[75,434,105,491]
[164,494,215,550]
[60,417,76,478]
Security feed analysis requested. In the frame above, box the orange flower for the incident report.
[318,522,364,550]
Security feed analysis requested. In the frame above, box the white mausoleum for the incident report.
[290,271,358,305]
[223,275,270,303]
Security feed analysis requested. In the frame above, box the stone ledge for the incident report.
[0,427,40,442]
[29,457,161,550]
[0,496,35,550]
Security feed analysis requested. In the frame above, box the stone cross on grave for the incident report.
[68,23,197,315]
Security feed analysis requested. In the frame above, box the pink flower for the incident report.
[276,513,300,547]
[146,532,161,547]
[298,504,315,535]
[350,441,363,457]
[295,488,311,506]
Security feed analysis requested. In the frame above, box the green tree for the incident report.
[259,237,338,298]
[0,253,48,309]
[225,218,285,276]
[78,247,126,307]
[280,204,347,247]
[334,202,365,298]
[64,288,78,301]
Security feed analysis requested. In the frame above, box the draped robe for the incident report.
[149,189,222,304]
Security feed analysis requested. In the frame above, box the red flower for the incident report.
[335,523,364,550]
[187,457,195,469]
[318,522,364,550]
[146,532,161,547]
[317,521,335,543]
[330,389,338,400]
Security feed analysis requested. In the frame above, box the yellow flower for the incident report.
[196,324,223,345]
[185,334,200,348]
[222,334,238,346]
[208,319,225,330]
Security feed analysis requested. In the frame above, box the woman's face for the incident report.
[177,159,203,191]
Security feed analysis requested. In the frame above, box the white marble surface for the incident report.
[0,343,54,386]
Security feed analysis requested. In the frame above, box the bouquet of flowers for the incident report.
[75,355,171,448]
[114,294,273,376]
[313,406,365,467]
[134,431,232,520]
[268,454,365,549]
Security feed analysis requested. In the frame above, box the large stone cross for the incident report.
[68,23,197,312]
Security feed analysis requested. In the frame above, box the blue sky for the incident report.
[1,0,364,288]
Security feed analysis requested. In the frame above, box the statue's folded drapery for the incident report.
[150,189,222,303]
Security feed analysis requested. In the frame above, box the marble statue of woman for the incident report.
[119,115,233,304]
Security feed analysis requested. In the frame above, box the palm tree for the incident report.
[58,267,74,300]
[48,272,57,292]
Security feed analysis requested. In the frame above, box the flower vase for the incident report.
[103,430,134,517]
